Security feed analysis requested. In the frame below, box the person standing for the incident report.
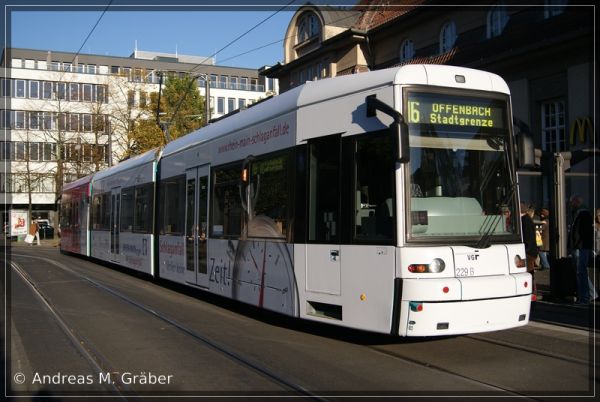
[28,219,40,246]
[538,208,551,270]
[568,195,593,304]
[521,202,539,298]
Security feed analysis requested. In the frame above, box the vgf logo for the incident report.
[467,254,479,261]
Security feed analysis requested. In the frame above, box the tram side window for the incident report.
[91,192,110,230]
[120,187,134,231]
[353,133,395,242]
[159,175,185,235]
[60,201,71,228]
[134,183,153,233]
[211,164,242,238]
[308,136,340,243]
[248,152,290,238]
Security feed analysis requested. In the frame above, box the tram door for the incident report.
[306,136,342,295]
[185,165,209,287]
[110,188,121,262]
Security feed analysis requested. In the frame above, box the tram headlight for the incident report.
[429,258,445,273]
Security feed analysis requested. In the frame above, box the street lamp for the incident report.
[195,73,211,125]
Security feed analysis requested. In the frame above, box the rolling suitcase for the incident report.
[550,257,577,301]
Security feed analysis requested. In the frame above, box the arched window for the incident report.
[399,39,415,63]
[297,12,321,44]
[487,5,509,38]
[439,21,457,53]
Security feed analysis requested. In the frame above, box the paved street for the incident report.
[2,239,597,399]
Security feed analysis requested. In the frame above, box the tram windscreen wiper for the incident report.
[476,136,516,249]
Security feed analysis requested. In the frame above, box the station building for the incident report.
[262,0,596,256]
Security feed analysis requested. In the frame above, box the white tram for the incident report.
[61,65,532,336]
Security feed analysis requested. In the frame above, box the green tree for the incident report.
[124,74,206,157]
[153,74,206,139]
[128,119,165,156]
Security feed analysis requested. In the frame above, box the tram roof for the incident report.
[161,64,509,158]
[62,173,94,191]
[93,148,159,182]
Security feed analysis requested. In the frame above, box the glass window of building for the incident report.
[30,81,40,99]
[297,12,321,43]
[439,21,457,53]
[1,79,11,97]
[29,111,40,130]
[238,98,246,109]
[83,84,93,102]
[70,83,79,101]
[487,5,509,38]
[43,82,53,99]
[541,100,566,152]
[15,142,25,160]
[42,112,53,130]
[15,80,26,98]
[230,76,238,89]
[217,97,225,114]
[57,82,67,100]
[14,111,25,129]
[29,143,40,161]
[227,98,235,113]
[240,77,248,90]
[220,75,228,89]
[399,39,415,63]
[69,114,80,132]
[83,114,92,131]
[96,85,106,103]
[267,78,275,92]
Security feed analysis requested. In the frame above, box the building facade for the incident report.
[1,47,278,229]
[263,0,596,234]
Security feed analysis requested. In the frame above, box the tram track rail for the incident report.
[8,250,594,398]
[9,260,130,399]
[9,252,325,400]
[367,332,592,401]
[465,332,595,368]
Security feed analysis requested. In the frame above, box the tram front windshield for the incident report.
[405,91,519,241]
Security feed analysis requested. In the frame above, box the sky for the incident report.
[6,3,310,69]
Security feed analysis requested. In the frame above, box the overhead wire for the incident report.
[164,4,367,132]
[165,0,298,131]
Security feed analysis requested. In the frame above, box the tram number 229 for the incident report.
[455,267,475,277]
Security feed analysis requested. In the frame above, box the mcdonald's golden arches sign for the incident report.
[569,117,593,145]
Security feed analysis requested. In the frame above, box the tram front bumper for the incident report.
[397,274,532,336]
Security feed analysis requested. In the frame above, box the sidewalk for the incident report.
[532,267,597,330]
[7,236,59,248]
